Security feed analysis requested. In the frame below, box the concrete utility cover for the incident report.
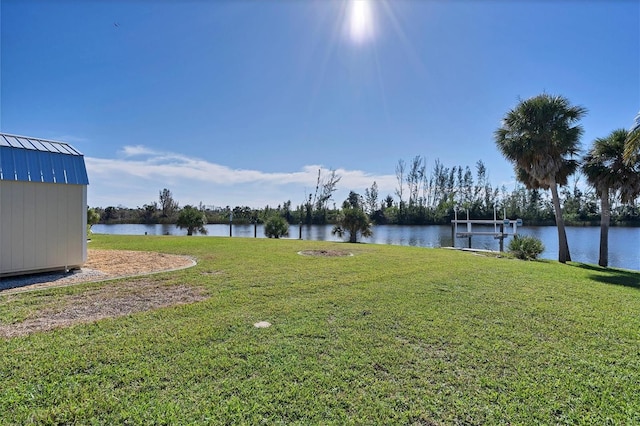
[254,321,271,328]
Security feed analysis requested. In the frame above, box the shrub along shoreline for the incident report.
[1,235,639,424]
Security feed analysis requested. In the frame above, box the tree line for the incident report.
[90,95,639,266]
[91,160,639,229]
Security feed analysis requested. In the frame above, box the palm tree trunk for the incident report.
[599,189,610,267]
[549,183,571,263]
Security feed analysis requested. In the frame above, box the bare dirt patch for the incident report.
[1,249,195,294]
[0,280,207,338]
[298,250,353,257]
[0,249,203,338]
[84,249,196,278]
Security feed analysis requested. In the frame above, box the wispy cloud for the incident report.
[119,145,158,157]
[85,146,396,208]
[48,134,89,144]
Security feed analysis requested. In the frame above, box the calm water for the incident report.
[91,223,640,271]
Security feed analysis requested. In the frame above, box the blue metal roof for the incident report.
[0,133,89,185]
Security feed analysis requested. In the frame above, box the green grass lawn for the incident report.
[1,235,639,424]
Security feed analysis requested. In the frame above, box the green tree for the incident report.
[282,200,292,222]
[312,169,341,224]
[495,93,586,263]
[102,206,119,222]
[384,195,394,209]
[332,207,373,243]
[364,181,379,215]
[159,188,179,220]
[264,216,289,238]
[343,190,363,210]
[142,202,158,223]
[583,129,640,267]
[176,205,208,236]
[87,207,100,236]
[623,111,640,164]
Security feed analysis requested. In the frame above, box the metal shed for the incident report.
[0,133,89,276]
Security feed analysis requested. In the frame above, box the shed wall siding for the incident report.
[0,181,87,275]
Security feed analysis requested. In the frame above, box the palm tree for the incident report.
[264,216,289,239]
[332,207,373,243]
[495,93,587,263]
[176,205,208,236]
[583,129,640,267]
[623,111,640,164]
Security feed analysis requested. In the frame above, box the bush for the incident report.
[264,216,289,239]
[508,234,545,260]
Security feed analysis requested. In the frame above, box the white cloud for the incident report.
[119,145,158,157]
[48,134,89,144]
[85,146,396,208]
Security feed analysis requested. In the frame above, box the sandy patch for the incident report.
[0,249,203,338]
[1,249,195,294]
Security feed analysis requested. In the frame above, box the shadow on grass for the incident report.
[0,269,99,292]
[572,263,640,290]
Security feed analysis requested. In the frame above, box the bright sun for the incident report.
[348,0,376,45]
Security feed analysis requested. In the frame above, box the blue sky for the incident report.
[1,0,638,209]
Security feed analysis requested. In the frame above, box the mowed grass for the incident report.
[1,235,639,425]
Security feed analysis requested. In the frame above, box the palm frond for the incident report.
[495,93,586,187]
[623,111,640,164]
[583,128,640,202]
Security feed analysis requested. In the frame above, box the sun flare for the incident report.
[348,0,375,45]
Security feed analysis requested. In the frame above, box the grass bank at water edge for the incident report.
[1,234,639,424]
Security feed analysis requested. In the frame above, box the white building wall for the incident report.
[0,181,87,276]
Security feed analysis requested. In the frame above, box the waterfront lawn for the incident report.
[1,235,639,424]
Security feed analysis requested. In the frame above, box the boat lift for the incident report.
[451,208,523,251]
